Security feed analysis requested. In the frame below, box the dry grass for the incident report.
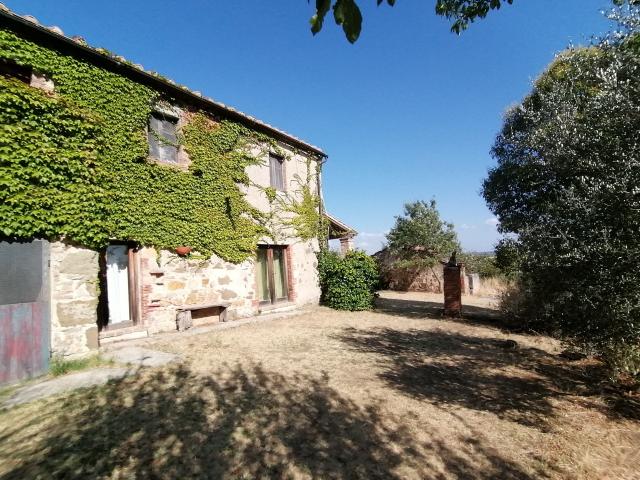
[0,291,638,479]
[475,275,513,297]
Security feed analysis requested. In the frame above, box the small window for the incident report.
[148,114,178,163]
[0,58,31,84]
[269,153,285,190]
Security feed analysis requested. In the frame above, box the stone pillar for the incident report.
[339,236,354,257]
[443,263,463,317]
[467,273,480,296]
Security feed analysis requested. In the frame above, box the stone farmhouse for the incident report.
[0,6,354,384]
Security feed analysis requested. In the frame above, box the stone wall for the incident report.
[50,241,99,357]
[138,239,320,334]
[47,140,323,353]
[285,239,321,306]
[375,249,444,293]
[138,248,257,334]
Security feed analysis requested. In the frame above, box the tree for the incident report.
[386,200,459,266]
[482,4,640,374]
[493,238,521,278]
[310,1,640,43]
[310,0,514,43]
[458,252,501,278]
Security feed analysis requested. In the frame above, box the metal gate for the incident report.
[0,239,50,384]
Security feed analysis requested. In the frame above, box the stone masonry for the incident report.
[50,242,100,357]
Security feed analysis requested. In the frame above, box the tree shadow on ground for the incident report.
[373,296,640,422]
[375,295,508,330]
[0,362,540,479]
[338,326,566,430]
[336,325,635,430]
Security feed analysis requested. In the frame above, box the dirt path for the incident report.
[0,291,638,479]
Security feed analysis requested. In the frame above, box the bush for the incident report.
[317,250,379,311]
[459,253,501,278]
[601,343,640,378]
[494,238,522,278]
[482,7,640,379]
[498,281,546,332]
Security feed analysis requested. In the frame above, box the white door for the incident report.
[106,245,130,324]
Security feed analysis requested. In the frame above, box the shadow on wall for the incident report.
[1,363,539,479]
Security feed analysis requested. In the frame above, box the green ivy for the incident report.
[0,29,322,262]
[0,77,106,245]
[276,158,325,242]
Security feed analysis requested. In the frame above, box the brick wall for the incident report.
[443,265,463,317]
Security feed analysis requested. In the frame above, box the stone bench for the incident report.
[175,302,230,331]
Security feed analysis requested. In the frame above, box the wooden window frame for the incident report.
[269,153,286,191]
[98,243,141,331]
[127,246,142,325]
[148,113,179,164]
[257,245,289,305]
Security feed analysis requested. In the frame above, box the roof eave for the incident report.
[0,9,327,158]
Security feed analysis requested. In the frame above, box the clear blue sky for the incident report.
[6,0,612,252]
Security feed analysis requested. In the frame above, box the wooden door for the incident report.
[256,246,289,305]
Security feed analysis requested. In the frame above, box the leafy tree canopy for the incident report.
[493,238,521,278]
[309,0,514,42]
[386,200,460,266]
[482,4,640,374]
[309,0,640,43]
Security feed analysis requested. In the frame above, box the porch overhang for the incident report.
[325,213,357,240]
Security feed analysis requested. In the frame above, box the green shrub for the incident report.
[459,253,501,278]
[482,7,640,378]
[494,238,522,278]
[318,250,379,311]
[601,342,640,378]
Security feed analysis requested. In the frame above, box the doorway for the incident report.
[256,245,289,305]
[98,244,140,330]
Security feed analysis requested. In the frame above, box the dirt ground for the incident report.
[0,291,638,479]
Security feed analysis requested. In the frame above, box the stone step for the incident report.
[99,326,149,345]
[257,302,298,316]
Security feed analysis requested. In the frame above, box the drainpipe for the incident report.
[316,154,328,250]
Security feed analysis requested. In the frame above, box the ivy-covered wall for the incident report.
[0,28,322,263]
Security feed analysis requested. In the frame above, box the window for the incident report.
[148,114,178,163]
[269,153,285,190]
[256,245,289,304]
[0,58,31,84]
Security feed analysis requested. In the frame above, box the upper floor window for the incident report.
[0,58,31,84]
[148,113,178,163]
[269,153,285,190]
